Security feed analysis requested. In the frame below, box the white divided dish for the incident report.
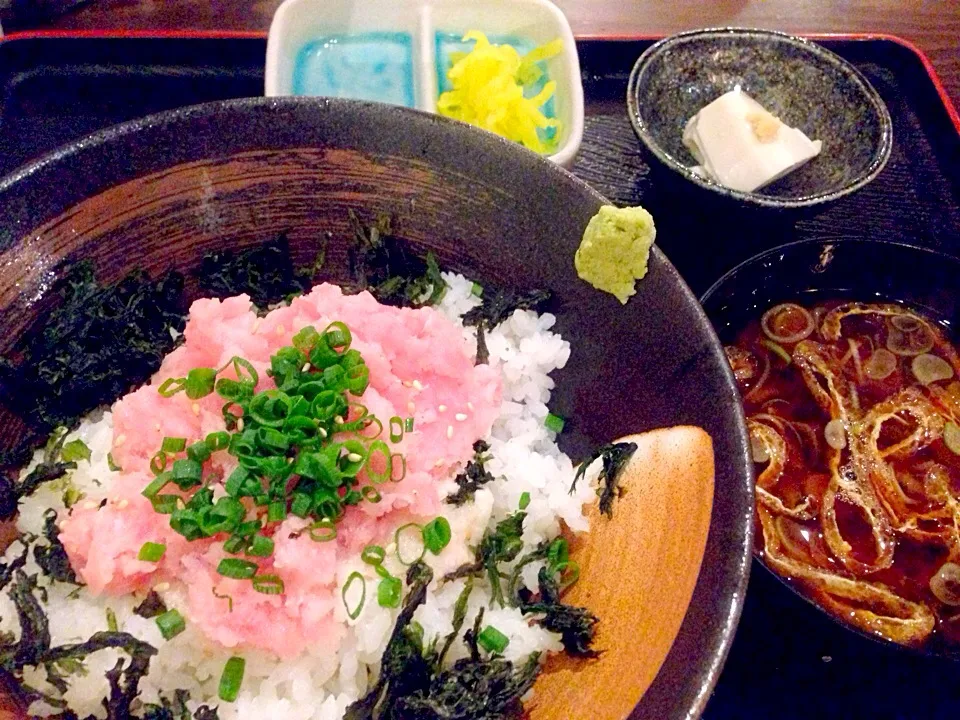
[265,0,584,166]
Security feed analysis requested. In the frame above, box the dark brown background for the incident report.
[18,0,960,107]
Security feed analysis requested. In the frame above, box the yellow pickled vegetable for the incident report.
[437,31,563,154]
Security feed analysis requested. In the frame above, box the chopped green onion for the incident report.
[471,282,483,297]
[555,560,581,590]
[187,440,212,463]
[423,517,451,555]
[156,609,186,640]
[361,545,386,566]
[138,542,167,563]
[290,493,313,518]
[107,452,121,472]
[547,538,569,570]
[61,439,91,463]
[106,607,119,632]
[365,440,392,484]
[171,458,203,489]
[62,487,85,509]
[519,492,531,510]
[342,571,366,620]
[389,416,404,443]
[252,574,285,595]
[218,656,245,702]
[404,417,414,433]
[184,367,217,400]
[149,452,168,476]
[206,431,231,451]
[361,486,382,503]
[267,501,287,523]
[158,377,186,397]
[161,437,187,453]
[245,534,275,558]
[544,413,565,433]
[477,625,509,654]
[391,453,406,482]
[217,558,258,580]
[377,576,402,609]
[150,494,181,514]
[142,472,171,498]
[395,523,425,565]
[374,564,393,580]
[308,519,337,542]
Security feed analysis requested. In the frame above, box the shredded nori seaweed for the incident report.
[33,509,79,585]
[345,562,542,720]
[347,210,447,308]
[0,428,77,521]
[196,234,307,307]
[445,440,495,506]
[442,512,526,608]
[0,262,185,449]
[521,567,599,658]
[569,442,638,518]
[132,590,168,620]
[462,289,551,365]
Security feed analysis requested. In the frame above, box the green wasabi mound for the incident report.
[575,205,657,304]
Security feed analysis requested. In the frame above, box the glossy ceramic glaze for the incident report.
[0,97,751,718]
[627,28,893,209]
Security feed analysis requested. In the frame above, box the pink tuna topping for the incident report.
[59,284,501,659]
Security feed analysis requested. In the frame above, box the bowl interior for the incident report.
[0,98,751,718]
[629,29,891,202]
[701,237,960,655]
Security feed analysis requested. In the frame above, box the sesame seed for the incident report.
[455,413,468,422]
[334,416,344,425]
[236,418,245,432]
[407,401,416,413]
[412,380,424,391]
[82,501,97,510]
[276,325,285,335]
[117,499,129,509]
[434,458,446,468]
[467,402,474,411]
[154,582,171,592]
[192,403,201,416]
[402,380,412,388]
[302,363,311,372]
[252,320,261,333]
[318,428,329,439]
[154,423,161,431]
[438,405,447,413]
[346,453,363,463]
[446,425,454,439]
[115,434,127,447]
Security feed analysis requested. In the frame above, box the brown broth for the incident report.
[731,300,960,650]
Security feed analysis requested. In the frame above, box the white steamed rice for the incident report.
[0,272,595,719]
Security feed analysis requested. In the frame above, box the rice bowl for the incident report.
[0,272,609,719]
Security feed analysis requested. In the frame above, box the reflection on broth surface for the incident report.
[729,300,960,650]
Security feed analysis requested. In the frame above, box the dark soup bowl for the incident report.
[0,98,751,719]
[701,237,960,657]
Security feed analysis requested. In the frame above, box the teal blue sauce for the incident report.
[293,32,414,108]
[434,32,557,143]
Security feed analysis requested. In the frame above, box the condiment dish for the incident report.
[265,0,584,166]
[627,28,893,209]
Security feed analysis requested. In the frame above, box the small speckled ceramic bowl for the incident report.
[627,28,893,209]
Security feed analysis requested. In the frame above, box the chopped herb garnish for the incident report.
[61,438,92,463]
[477,625,510,654]
[378,575,403,609]
[423,517,452,555]
[518,491,531,510]
[106,607,119,632]
[343,571,367,620]
[446,440,494,506]
[138,542,167,563]
[107,452,122,472]
[155,609,186,641]
[544,412,565,433]
[218,656,245,702]
[570,441,638,518]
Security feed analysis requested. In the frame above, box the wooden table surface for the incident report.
[24,0,960,107]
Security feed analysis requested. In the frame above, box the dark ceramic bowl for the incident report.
[701,237,960,656]
[0,98,752,718]
[627,28,893,209]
